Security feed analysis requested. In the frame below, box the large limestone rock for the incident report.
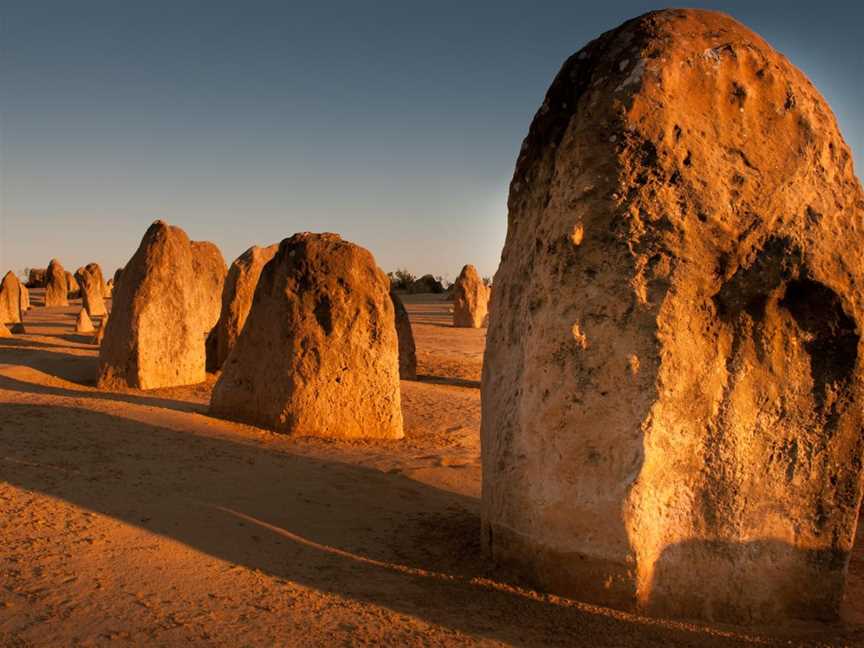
[191,241,227,340]
[0,272,22,324]
[98,221,210,390]
[211,233,403,439]
[452,264,490,328]
[482,9,864,625]
[44,259,68,307]
[76,264,108,317]
[66,271,80,298]
[207,244,278,372]
[390,292,417,380]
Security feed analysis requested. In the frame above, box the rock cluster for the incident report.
[452,264,490,328]
[481,8,864,624]
[211,233,403,439]
[44,259,68,307]
[207,244,278,372]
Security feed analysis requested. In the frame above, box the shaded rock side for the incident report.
[44,259,68,307]
[97,221,207,390]
[191,241,228,343]
[207,244,278,372]
[481,8,864,625]
[211,233,403,439]
[26,268,46,288]
[66,271,80,299]
[408,274,444,294]
[0,271,22,324]
[452,264,490,328]
[390,292,417,380]
[19,284,30,311]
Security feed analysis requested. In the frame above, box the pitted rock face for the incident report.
[482,8,864,624]
[98,221,207,390]
[44,259,68,307]
[76,264,107,317]
[207,243,278,372]
[390,292,417,379]
[0,272,23,324]
[211,233,403,439]
[453,264,490,328]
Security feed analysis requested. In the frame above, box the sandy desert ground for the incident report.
[1,290,863,647]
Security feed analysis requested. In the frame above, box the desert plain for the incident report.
[0,289,862,647]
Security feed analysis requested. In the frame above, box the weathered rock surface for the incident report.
[44,259,68,307]
[26,269,45,288]
[98,221,208,390]
[211,233,403,439]
[66,271,80,298]
[191,241,227,342]
[390,292,417,380]
[76,264,108,317]
[207,244,278,372]
[408,274,444,294]
[482,9,864,625]
[0,272,22,324]
[453,264,490,328]
[75,308,94,333]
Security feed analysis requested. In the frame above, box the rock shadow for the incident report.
[0,402,763,646]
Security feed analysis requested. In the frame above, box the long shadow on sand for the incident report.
[0,402,778,647]
[416,374,481,390]
[0,338,205,415]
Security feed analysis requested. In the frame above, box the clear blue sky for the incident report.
[1,1,861,281]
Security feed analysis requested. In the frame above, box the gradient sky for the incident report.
[1,1,862,282]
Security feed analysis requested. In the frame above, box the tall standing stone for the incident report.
[76,264,108,317]
[207,244,278,372]
[66,271,80,299]
[390,292,417,380]
[0,272,22,324]
[19,283,30,312]
[44,259,68,307]
[452,264,490,328]
[211,233,403,439]
[191,241,227,341]
[482,9,864,624]
[98,221,209,390]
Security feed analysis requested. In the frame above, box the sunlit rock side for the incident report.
[482,8,864,624]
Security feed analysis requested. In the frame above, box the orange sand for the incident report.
[0,290,861,646]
